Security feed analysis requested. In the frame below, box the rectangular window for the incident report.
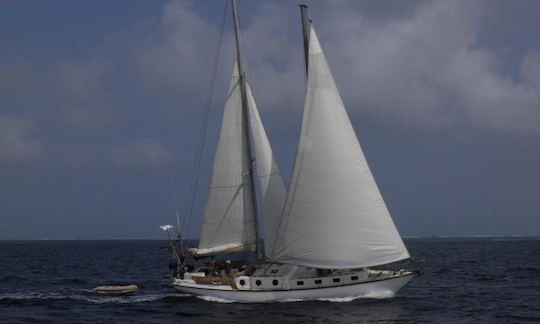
[351,276,358,281]
[296,281,304,286]
[315,279,322,284]
[332,278,341,283]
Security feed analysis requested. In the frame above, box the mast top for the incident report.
[299,4,311,78]
[299,4,311,20]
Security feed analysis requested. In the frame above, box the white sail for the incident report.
[196,62,256,255]
[246,84,287,257]
[271,26,410,269]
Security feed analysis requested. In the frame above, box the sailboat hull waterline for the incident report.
[164,1,419,303]
[172,266,418,303]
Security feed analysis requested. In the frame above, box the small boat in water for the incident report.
[165,1,419,303]
[93,284,138,295]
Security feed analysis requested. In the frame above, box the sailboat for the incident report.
[170,1,419,303]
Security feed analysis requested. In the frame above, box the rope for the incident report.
[167,163,181,232]
[183,0,230,237]
[240,25,253,81]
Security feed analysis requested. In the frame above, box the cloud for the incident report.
[51,58,117,130]
[238,0,540,132]
[0,53,117,134]
[110,137,173,168]
[0,116,41,163]
[439,47,540,132]
[341,0,540,132]
[1,0,540,170]
[134,0,221,106]
[522,50,540,90]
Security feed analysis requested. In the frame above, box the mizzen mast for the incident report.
[231,0,262,261]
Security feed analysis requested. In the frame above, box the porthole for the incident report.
[271,269,278,274]
[239,279,245,286]
[255,280,262,286]
[272,280,279,286]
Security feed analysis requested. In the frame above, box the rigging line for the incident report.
[183,0,230,238]
[167,163,181,233]
[239,23,253,83]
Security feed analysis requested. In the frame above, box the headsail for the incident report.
[246,84,287,257]
[270,22,410,269]
[195,61,257,255]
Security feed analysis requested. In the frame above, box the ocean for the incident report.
[1,238,539,323]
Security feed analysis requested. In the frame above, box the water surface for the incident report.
[1,238,539,323]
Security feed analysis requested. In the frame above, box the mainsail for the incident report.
[195,61,257,255]
[270,24,410,269]
[246,84,287,257]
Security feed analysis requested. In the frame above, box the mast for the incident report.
[231,0,262,261]
[299,4,311,78]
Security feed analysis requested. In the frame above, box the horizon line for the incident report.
[1,234,540,241]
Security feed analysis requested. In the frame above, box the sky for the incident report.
[1,0,539,239]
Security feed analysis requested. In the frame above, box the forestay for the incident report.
[246,84,287,257]
[195,61,257,255]
[270,26,410,269]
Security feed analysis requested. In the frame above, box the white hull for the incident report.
[173,271,416,303]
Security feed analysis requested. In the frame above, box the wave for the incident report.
[56,278,89,285]
[190,295,385,304]
[71,294,167,304]
[0,292,66,301]
[0,275,28,283]
[507,266,540,273]
[0,291,191,304]
[0,289,395,305]
[361,290,396,299]
[195,295,236,303]
[191,293,396,304]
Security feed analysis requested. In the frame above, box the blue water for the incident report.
[1,238,539,323]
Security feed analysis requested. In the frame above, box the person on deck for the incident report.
[178,257,186,280]
[224,260,232,277]
[208,256,217,276]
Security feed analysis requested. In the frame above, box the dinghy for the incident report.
[93,284,138,295]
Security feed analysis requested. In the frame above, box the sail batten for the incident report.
[269,25,410,269]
